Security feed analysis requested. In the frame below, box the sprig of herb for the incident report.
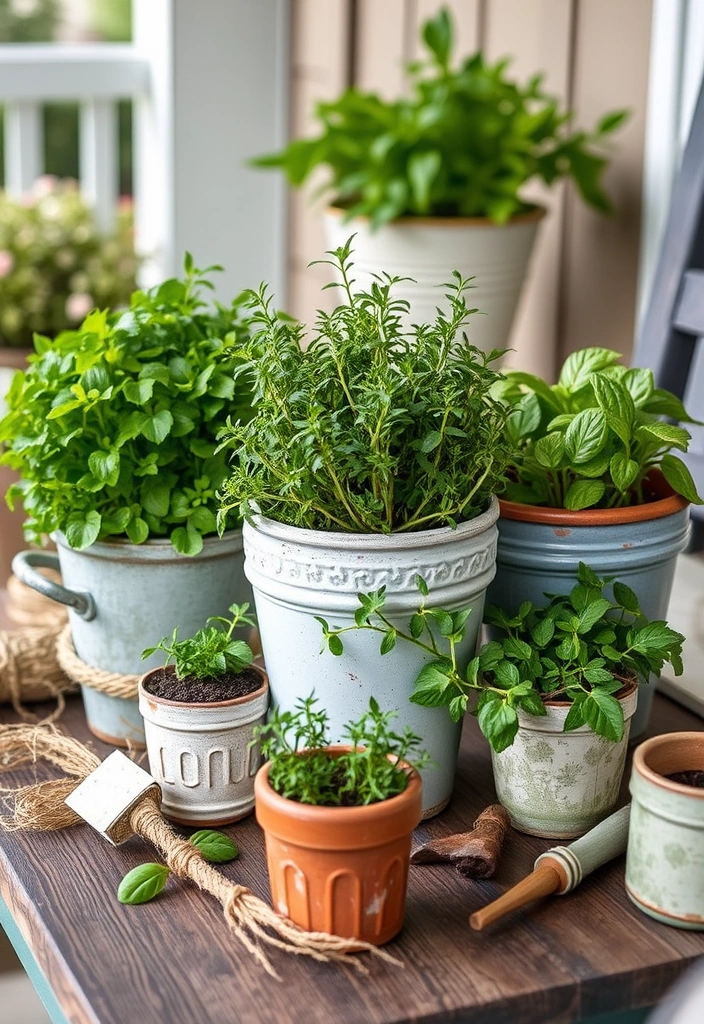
[256,695,430,806]
[254,7,626,228]
[118,830,239,905]
[218,239,512,533]
[142,603,256,680]
[318,566,685,752]
[0,255,253,554]
[496,347,703,508]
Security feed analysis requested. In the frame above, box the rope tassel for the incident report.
[0,724,399,978]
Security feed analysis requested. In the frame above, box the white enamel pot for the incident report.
[324,207,544,354]
[243,498,500,818]
[491,681,638,839]
[139,665,269,826]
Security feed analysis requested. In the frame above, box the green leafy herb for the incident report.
[319,565,685,751]
[497,348,703,507]
[254,7,626,228]
[142,603,256,680]
[189,829,239,863]
[117,863,170,905]
[256,695,431,806]
[218,239,512,533]
[0,256,254,553]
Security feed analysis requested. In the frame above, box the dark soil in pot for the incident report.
[143,666,263,703]
[667,770,704,788]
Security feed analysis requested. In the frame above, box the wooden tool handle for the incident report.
[469,862,564,931]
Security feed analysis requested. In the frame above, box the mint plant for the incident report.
[218,240,512,533]
[318,565,685,753]
[497,346,702,508]
[0,255,253,554]
[256,695,430,806]
[255,7,626,228]
[142,603,256,680]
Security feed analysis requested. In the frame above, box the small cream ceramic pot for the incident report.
[138,666,269,827]
[626,731,704,929]
[491,681,638,839]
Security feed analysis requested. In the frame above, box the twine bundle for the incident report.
[0,626,76,722]
[6,571,68,629]
[55,625,139,699]
[0,724,399,978]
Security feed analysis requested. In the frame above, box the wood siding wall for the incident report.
[287,0,652,379]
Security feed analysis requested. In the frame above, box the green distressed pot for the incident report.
[490,680,638,839]
[626,731,704,929]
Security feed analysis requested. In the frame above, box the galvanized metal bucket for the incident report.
[12,530,250,746]
[487,483,690,740]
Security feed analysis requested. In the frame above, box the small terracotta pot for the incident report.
[627,731,704,929]
[254,749,422,945]
[139,665,269,826]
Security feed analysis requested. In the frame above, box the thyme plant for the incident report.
[218,240,512,533]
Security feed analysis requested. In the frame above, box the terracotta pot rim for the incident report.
[139,664,268,709]
[255,747,422,822]
[325,203,546,228]
[499,477,689,526]
[633,732,704,799]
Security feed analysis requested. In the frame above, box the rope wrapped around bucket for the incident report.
[0,724,400,978]
[55,625,140,700]
[0,626,76,722]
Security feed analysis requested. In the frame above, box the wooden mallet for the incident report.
[469,804,631,931]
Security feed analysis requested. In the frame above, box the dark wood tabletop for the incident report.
[1,691,703,1024]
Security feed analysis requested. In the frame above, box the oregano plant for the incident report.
[218,239,512,533]
[255,8,626,228]
[0,255,253,554]
[318,565,685,753]
[496,346,703,509]
[255,695,431,806]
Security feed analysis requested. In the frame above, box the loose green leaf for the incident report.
[190,830,239,863]
[117,863,170,905]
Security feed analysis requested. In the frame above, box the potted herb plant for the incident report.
[254,695,426,944]
[217,240,513,817]
[139,603,268,826]
[0,178,138,582]
[1,256,254,745]
[255,8,626,353]
[322,563,685,838]
[489,346,701,737]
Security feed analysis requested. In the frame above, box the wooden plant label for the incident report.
[65,750,161,845]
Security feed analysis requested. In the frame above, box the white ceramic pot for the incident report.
[324,207,544,354]
[491,682,638,839]
[626,731,704,929]
[138,665,269,826]
[243,498,500,818]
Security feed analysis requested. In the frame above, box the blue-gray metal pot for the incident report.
[487,478,690,739]
[12,530,250,747]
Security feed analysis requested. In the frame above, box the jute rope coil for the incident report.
[55,625,140,699]
[0,724,400,978]
[6,571,68,629]
[0,625,77,722]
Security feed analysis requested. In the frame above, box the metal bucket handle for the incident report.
[12,551,96,621]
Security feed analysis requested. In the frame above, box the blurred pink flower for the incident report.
[32,175,58,198]
[65,292,94,322]
[0,250,14,278]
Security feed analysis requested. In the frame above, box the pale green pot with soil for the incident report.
[626,731,704,929]
[491,682,638,839]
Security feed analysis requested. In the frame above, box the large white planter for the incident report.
[324,207,544,354]
[139,665,269,826]
[243,499,500,818]
[491,682,638,839]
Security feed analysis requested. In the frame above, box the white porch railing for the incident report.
[0,0,288,303]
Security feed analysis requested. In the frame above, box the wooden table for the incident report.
[1,693,703,1024]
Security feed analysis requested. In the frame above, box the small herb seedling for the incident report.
[318,566,685,753]
[256,695,431,806]
[117,830,239,906]
[142,603,256,680]
[497,346,703,508]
